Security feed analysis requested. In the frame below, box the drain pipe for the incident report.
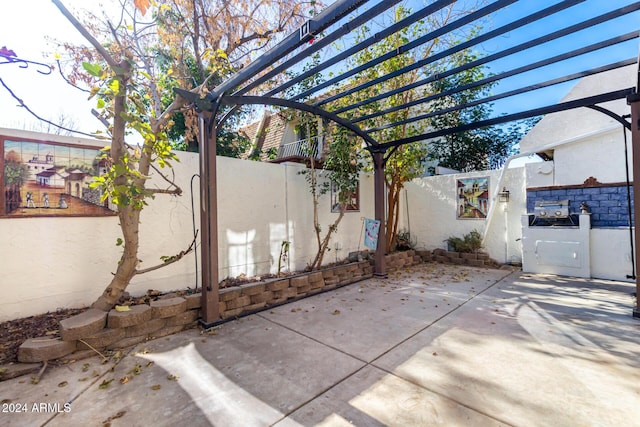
[405,189,411,238]
[190,174,200,291]
[482,124,620,249]
[621,119,636,279]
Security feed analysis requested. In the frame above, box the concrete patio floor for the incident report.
[1,263,638,426]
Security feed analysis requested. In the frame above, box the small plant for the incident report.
[395,229,416,251]
[444,229,483,253]
[277,240,290,276]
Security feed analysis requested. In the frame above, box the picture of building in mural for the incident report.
[456,177,489,219]
[2,138,116,217]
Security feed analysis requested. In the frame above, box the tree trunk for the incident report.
[386,177,398,251]
[310,208,345,270]
[386,178,405,252]
[92,206,141,310]
[91,67,138,311]
[391,184,401,248]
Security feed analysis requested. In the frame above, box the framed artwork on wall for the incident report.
[456,177,489,219]
[1,134,116,218]
[331,181,359,213]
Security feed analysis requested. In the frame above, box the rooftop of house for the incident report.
[240,112,287,161]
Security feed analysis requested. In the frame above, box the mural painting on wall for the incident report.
[457,177,489,219]
[331,181,360,213]
[2,138,116,217]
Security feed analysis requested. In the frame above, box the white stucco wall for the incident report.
[0,143,374,320]
[215,158,374,278]
[4,66,638,322]
[281,162,375,270]
[517,65,636,282]
[0,149,199,321]
[403,167,526,265]
[519,65,634,186]
[1,216,121,321]
[553,127,632,185]
[590,228,636,281]
[519,65,634,157]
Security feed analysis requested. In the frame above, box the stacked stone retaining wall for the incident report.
[418,248,493,267]
[10,250,482,374]
[16,259,382,364]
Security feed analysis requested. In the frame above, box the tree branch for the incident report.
[0,77,99,138]
[151,94,189,134]
[52,0,120,70]
[55,59,92,93]
[148,188,182,195]
[134,232,198,275]
[149,162,183,195]
[132,16,163,118]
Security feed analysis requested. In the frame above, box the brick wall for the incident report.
[527,184,634,227]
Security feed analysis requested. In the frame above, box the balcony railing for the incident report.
[276,135,323,160]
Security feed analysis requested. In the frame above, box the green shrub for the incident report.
[444,229,483,253]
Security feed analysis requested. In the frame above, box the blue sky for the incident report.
[1,0,639,135]
[0,1,112,135]
[478,0,640,115]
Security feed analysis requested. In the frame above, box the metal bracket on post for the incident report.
[299,20,314,41]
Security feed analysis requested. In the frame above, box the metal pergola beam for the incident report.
[191,0,640,323]
[366,59,637,133]
[221,95,378,147]
[233,0,403,97]
[291,0,517,102]
[376,88,636,151]
[354,30,638,124]
[206,0,370,101]
[628,93,640,317]
[318,0,584,109]
[264,0,459,99]
[344,3,640,120]
[357,33,637,124]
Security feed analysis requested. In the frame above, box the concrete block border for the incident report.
[15,252,426,365]
[424,248,496,267]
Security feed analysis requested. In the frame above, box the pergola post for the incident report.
[372,150,387,277]
[198,111,220,326]
[628,93,640,318]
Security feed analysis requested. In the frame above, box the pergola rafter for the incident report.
[317,0,583,109]
[324,2,640,114]
[287,0,515,102]
[366,59,637,133]
[377,88,636,150]
[355,31,638,124]
[185,0,640,326]
[257,0,463,99]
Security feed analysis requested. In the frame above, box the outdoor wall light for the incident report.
[498,187,510,203]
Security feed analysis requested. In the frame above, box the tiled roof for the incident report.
[260,114,287,160]
[240,112,287,161]
[239,120,261,142]
[36,170,58,178]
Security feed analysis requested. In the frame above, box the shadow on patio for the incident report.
[2,263,638,426]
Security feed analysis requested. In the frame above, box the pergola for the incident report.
[175,0,640,326]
